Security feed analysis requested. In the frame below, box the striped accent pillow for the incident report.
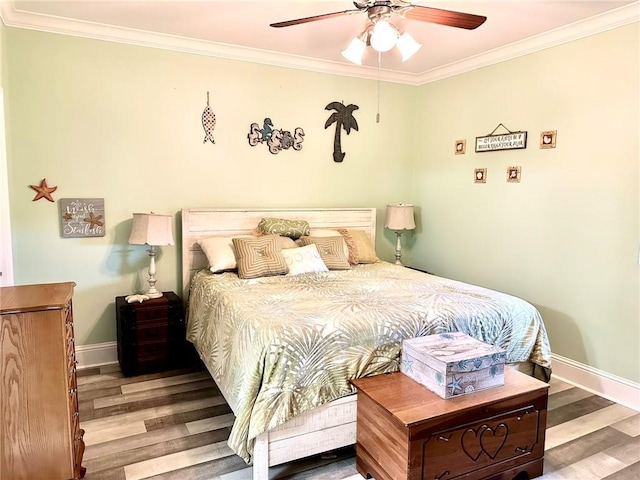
[232,235,289,279]
[299,236,350,270]
[338,228,379,264]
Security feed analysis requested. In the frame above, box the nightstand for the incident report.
[116,291,193,377]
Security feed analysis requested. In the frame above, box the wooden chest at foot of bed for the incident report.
[351,369,549,480]
[400,332,506,399]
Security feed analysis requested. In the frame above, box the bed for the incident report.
[181,207,552,480]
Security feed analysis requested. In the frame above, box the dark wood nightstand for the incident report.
[116,291,194,377]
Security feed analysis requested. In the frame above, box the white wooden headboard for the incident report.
[181,207,377,300]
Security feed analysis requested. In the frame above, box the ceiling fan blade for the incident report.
[270,9,361,28]
[399,5,486,30]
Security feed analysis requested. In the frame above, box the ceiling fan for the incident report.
[270,0,487,31]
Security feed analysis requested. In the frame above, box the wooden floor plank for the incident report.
[96,379,216,408]
[82,396,228,433]
[88,430,232,476]
[124,441,236,480]
[546,404,639,450]
[121,371,213,394]
[547,395,615,428]
[611,413,640,437]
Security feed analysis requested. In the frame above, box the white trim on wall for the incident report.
[552,353,640,412]
[0,89,13,287]
[75,342,640,412]
[76,341,118,369]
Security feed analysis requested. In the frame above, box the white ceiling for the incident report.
[2,1,638,85]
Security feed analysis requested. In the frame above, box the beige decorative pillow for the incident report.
[258,217,310,239]
[308,229,350,257]
[198,235,253,273]
[232,235,289,279]
[278,236,298,249]
[281,244,329,275]
[338,229,379,264]
[299,236,351,270]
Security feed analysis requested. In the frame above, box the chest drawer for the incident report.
[422,404,541,479]
[136,322,169,343]
[134,304,169,324]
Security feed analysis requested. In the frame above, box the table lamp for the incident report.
[385,203,415,266]
[127,212,174,303]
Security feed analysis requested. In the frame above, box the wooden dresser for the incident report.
[351,368,549,480]
[0,282,86,480]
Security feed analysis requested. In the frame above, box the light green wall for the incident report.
[4,28,415,345]
[5,23,639,384]
[411,24,640,382]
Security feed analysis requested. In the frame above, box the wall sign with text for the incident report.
[59,198,105,238]
[475,131,527,152]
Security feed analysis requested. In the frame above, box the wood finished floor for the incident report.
[77,364,640,480]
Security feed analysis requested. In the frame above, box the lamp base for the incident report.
[145,289,163,299]
[394,231,404,266]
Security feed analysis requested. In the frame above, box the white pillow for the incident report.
[198,235,252,273]
[281,244,329,275]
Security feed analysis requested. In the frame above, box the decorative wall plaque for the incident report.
[507,166,522,183]
[474,168,487,184]
[475,123,527,153]
[454,140,466,155]
[59,198,105,238]
[540,130,557,149]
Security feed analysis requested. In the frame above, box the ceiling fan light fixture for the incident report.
[396,32,422,61]
[370,20,398,53]
[341,36,367,65]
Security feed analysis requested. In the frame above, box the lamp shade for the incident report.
[128,213,175,246]
[385,204,415,231]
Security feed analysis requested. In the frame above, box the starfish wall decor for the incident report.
[29,178,57,202]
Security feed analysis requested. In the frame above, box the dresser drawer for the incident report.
[134,306,168,324]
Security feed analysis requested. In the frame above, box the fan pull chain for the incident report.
[376,51,381,123]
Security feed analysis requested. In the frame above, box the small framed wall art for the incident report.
[474,168,487,183]
[507,166,521,183]
[59,198,105,238]
[540,130,557,149]
[454,139,466,155]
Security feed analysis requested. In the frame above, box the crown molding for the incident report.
[0,1,638,86]
[417,1,640,84]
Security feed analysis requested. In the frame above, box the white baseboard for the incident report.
[551,353,640,412]
[74,343,640,411]
[76,341,117,369]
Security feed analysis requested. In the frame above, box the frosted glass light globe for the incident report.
[370,20,398,52]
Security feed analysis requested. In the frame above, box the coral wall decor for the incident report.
[29,178,57,202]
[324,101,359,163]
[247,118,305,154]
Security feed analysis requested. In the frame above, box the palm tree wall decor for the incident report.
[324,101,359,163]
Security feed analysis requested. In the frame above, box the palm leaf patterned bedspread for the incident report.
[186,262,552,463]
